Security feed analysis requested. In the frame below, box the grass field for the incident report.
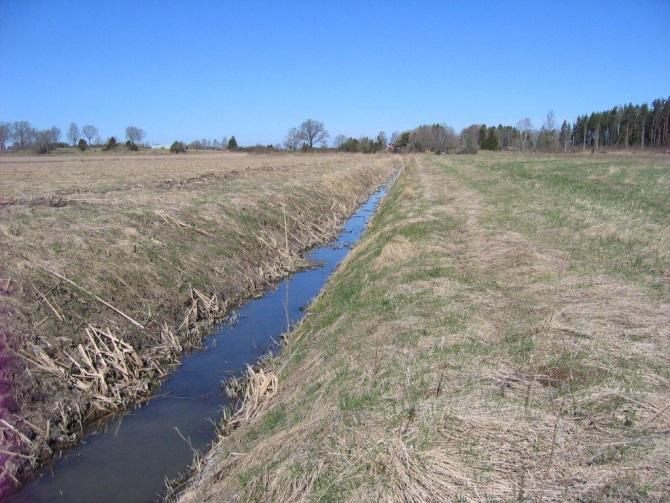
[0,151,397,491]
[180,152,670,502]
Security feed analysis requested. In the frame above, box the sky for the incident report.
[1,0,669,146]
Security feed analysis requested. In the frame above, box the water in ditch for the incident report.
[9,186,387,503]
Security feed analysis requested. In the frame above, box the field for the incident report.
[0,152,398,491]
[179,153,670,502]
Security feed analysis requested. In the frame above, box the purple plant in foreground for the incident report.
[0,278,20,498]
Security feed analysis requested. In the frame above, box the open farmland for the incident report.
[179,153,670,502]
[0,152,398,491]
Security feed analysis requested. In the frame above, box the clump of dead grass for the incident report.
[372,235,415,271]
[224,365,279,428]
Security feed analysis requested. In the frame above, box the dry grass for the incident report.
[224,366,280,427]
[179,152,670,502]
[372,235,415,271]
[0,151,397,494]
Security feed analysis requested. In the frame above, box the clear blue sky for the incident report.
[1,0,669,145]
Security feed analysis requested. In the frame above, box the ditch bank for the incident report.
[0,154,398,498]
[177,155,670,502]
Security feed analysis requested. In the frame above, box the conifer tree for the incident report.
[485,128,499,150]
[478,125,487,147]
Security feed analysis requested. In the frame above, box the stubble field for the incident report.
[0,151,398,494]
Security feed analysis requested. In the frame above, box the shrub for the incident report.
[459,125,481,154]
[397,131,411,148]
[77,139,87,151]
[339,138,360,152]
[103,137,118,151]
[482,128,500,150]
[125,140,138,151]
[170,141,187,153]
[33,144,48,155]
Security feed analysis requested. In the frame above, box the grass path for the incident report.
[180,153,669,502]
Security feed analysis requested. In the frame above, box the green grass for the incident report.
[180,153,670,503]
[432,154,669,293]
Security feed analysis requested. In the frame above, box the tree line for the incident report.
[0,121,149,153]
[4,96,668,155]
[180,136,238,151]
[387,118,550,154]
[283,119,391,153]
[385,96,670,154]
[169,136,239,153]
[570,98,670,151]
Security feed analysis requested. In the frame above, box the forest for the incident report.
[352,95,670,154]
[570,98,670,150]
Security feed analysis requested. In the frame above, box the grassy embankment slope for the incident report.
[0,152,397,492]
[180,153,669,502]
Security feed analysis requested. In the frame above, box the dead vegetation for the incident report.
[178,153,670,502]
[372,235,415,271]
[224,366,279,428]
[0,151,397,495]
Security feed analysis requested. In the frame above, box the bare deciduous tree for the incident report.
[35,130,51,151]
[516,118,533,151]
[284,127,300,151]
[67,123,79,146]
[298,119,328,149]
[81,125,98,146]
[0,123,9,152]
[543,110,556,132]
[460,125,480,154]
[11,121,34,149]
[333,134,348,149]
[34,126,61,153]
[411,124,458,152]
[49,126,61,144]
[537,110,558,151]
[377,131,388,149]
[125,126,145,145]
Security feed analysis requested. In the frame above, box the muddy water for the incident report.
[9,186,387,503]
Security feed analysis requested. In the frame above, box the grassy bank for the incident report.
[0,152,398,492]
[179,153,669,502]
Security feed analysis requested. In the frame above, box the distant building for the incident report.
[151,144,172,150]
